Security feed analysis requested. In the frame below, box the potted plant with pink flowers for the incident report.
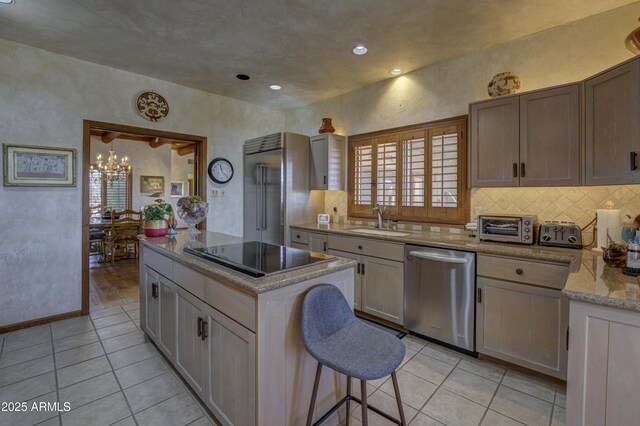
[142,198,174,237]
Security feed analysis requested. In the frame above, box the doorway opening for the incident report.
[82,120,207,314]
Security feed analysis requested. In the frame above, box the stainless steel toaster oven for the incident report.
[478,215,537,245]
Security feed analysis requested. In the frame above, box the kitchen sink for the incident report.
[348,228,411,237]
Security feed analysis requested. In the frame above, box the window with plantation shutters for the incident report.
[348,117,468,224]
[89,168,132,214]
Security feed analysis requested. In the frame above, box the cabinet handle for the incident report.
[197,317,203,337]
[520,163,526,178]
[477,288,482,304]
[296,234,300,239]
[566,326,570,351]
[358,245,363,250]
[356,263,361,274]
[201,320,208,341]
[513,163,518,178]
[361,263,365,275]
[516,268,523,275]
[323,241,327,252]
[151,282,159,299]
[323,175,327,185]
[631,152,638,171]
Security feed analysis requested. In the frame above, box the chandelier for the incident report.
[90,142,132,183]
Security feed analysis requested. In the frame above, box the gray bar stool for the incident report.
[301,284,407,426]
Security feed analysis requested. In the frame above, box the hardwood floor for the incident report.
[90,257,139,311]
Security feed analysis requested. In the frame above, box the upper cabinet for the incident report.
[470,96,520,187]
[470,84,580,188]
[585,58,640,185]
[310,133,345,190]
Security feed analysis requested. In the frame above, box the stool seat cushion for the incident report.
[302,284,405,381]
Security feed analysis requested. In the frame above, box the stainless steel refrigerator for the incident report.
[243,132,324,246]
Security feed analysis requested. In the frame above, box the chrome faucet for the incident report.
[373,203,384,229]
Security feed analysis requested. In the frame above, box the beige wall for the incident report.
[283,3,640,225]
[0,39,284,327]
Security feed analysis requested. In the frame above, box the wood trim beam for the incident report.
[177,145,196,156]
[101,132,121,143]
[149,137,172,148]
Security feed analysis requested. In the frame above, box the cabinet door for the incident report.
[520,84,580,186]
[328,249,362,310]
[143,266,160,342]
[361,256,404,324]
[310,135,328,190]
[470,96,520,187]
[175,286,206,398]
[157,276,175,360]
[308,232,328,253]
[205,306,256,426]
[585,59,640,185]
[477,277,568,379]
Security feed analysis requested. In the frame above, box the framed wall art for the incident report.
[140,175,165,194]
[3,144,76,187]
[170,181,184,197]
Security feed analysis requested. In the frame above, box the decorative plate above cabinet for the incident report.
[310,133,345,190]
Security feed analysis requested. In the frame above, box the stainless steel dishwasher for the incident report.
[404,245,476,352]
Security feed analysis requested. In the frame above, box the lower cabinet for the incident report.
[308,232,328,253]
[175,286,207,399]
[205,306,256,426]
[143,266,256,426]
[476,276,568,379]
[567,300,640,425]
[327,248,403,324]
[143,266,175,360]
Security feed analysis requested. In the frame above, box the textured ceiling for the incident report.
[0,0,636,109]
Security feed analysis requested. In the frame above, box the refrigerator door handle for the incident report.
[262,166,268,230]
[255,165,263,231]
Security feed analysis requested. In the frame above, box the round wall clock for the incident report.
[208,157,234,184]
[136,91,169,122]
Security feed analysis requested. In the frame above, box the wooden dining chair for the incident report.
[89,205,108,258]
[103,209,142,263]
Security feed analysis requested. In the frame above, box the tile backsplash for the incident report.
[324,185,640,237]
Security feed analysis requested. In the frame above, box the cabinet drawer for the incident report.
[477,254,569,289]
[173,261,205,300]
[328,235,404,262]
[290,229,308,244]
[144,247,173,280]
[204,277,256,332]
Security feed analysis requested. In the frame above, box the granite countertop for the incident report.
[292,222,640,312]
[139,231,356,296]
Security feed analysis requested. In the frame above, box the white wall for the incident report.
[170,150,194,227]
[283,2,640,220]
[0,38,284,327]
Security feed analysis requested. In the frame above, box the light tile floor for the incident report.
[0,299,216,426]
[0,302,566,426]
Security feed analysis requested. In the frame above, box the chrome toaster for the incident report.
[538,222,582,249]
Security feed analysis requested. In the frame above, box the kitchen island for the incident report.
[138,231,356,426]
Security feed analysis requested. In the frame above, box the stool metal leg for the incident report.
[361,380,368,426]
[346,376,351,426]
[391,372,407,426]
[307,362,323,426]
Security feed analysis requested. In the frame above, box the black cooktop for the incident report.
[183,241,334,278]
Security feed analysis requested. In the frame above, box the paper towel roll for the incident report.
[597,208,621,249]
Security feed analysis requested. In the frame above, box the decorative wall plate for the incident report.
[487,72,521,97]
[136,91,169,122]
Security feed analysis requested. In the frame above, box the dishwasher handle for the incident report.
[408,251,469,264]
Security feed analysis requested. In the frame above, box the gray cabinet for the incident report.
[585,58,640,185]
[476,255,569,379]
[310,134,345,190]
[327,236,404,324]
[470,84,580,188]
[175,286,206,399]
[308,232,328,253]
[205,306,256,426]
[143,266,175,360]
[519,84,580,186]
[470,96,520,187]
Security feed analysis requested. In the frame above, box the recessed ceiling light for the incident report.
[270,84,282,91]
[389,68,403,76]
[236,74,250,80]
[0,0,15,4]
[352,45,368,55]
